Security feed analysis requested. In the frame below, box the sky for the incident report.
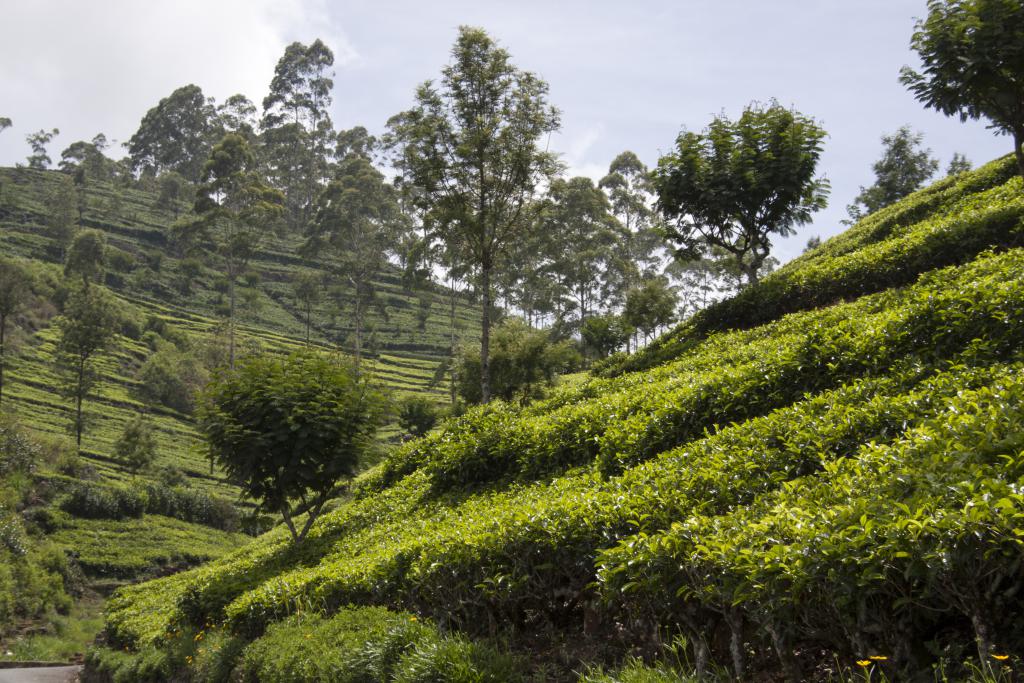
[0,0,1011,262]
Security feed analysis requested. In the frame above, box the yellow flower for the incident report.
[869,655,888,661]
[856,660,872,667]
[992,654,1010,661]
[409,616,418,622]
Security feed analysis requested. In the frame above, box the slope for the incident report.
[95,155,1024,681]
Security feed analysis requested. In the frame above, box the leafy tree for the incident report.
[397,395,439,438]
[0,258,30,407]
[307,154,399,364]
[599,151,664,300]
[137,345,206,413]
[217,94,258,139]
[900,0,1024,179]
[261,39,336,231]
[291,271,321,345]
[115,414,158,474]
[623,277,678,344]
[59,134,111,184]
[543,176,621,326]
[653,101,829,286]
[846,126,938,221]
[185,133,284,367]
[55,287,118,448]
[25,128,59,169]
[197,352,386,543]
[580,314,632,360]
[64,229,107,289]
[0,117,10,134]
[47,175,77,258]
[127,84,218,182]
[389,26,561,402]
[455,318,579,405]
[155,171,190,219]
[804,235,822,252]
[947,152,972,176]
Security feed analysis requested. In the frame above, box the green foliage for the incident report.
[654,101,828,285]
[115,415,158,474]
[128,84,218,182]
[137,345,206,413]
[55,286,119,446]
[623,278,676,342]
[581,314,632,359]
[847,126,939,221]
[25,128,59,170]
[397,396,439,438]
[455,318,580,405]
[198,351,387,542]
[64,229,107,287]
[900,0,1024,178]
[388,25,561,403]
[61,480,148,520]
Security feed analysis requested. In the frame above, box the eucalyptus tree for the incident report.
[544,176,621,325]
[185,133,284,367]
[128,84,218,182]
[900,0,1024,179]
[599,151,664,290]
[25,128,59,169]
[307,153,399,365]
[654,101,829,286]
[291,271,321,345]
[261,39,336,231]
[0,258,30,407]
[846,126,938,221]
[388,26,561,403]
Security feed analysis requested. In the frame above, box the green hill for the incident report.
[89,155,1024,681]
[0,166,478,661]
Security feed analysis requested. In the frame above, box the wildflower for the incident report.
[856,660,872,667]
[869,655,888,661]
[992,654,1010,661]
[409,616,418,622]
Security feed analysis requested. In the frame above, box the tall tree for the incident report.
[653,101,829,286]
[47,175,77,259]
[900,0,1024,179]
[623,277,678,344]
[0,258,30,407]
[846,126,938,221]
[543,176,621,326]
[599,151,664,299]
[307,154,399,365]
[291,271,321,345]
[388,26,561,403]
[56,286,117,448]
[127,84,218,182]
[186,134,284,367]
[261,40,336,231]
[25,128,59,169]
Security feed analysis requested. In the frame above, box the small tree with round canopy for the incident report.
[197,351,387,543]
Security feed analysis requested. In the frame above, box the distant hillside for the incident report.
[94,156,1024,681]
[0,166,478,661]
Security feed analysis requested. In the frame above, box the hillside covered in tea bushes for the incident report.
[92,155,1024,680]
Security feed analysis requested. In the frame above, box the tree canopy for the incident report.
[388,26,561,403]
[653,101,829,286]
[198,352,386,543]
[847,126,938,221]
[900,0,1024,178]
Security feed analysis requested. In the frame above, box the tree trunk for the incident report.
[480,262,492,404]
[450,285,458,405]
[354,293,363,368]
[0,315,6,406]
[1014,129,1024,181]
[228,274,236,369]
[725,607,746,680]
[75,360,85,449]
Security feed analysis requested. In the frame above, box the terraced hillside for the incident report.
[0,167,478,661]
[0,167,477,480]
[91,155,1024,682]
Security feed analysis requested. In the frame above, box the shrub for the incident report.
[115,415,158,474]
[398,396,439,438]
[60,481,148,520]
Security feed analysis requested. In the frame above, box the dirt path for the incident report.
[0,666,81,683]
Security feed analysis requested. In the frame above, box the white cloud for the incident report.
[0,0,357,163]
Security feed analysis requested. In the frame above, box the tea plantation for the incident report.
[83,155,1024,680]
[0,166,478,661]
